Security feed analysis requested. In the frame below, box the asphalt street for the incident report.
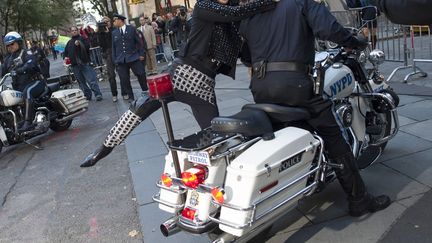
[0,58,142,242]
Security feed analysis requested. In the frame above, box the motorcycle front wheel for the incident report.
[50,120,73,132]
[357,110,392,169]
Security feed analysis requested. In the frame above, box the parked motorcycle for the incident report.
[148,32,399,242]
[0,73,89,153]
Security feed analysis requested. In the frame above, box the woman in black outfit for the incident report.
[80,0,277,167]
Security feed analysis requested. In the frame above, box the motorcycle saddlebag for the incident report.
[219,127,320,236]
[51,89,89,114]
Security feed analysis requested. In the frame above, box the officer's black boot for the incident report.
[80,110,142,167]
[18,99,36,133]
[333,152,391,217]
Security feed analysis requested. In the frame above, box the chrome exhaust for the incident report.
[55,108,88,123]
[160,216,180,237]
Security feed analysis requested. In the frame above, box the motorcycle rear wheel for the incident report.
[50,120,73,132]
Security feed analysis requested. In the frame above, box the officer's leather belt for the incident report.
[252,61,311,79]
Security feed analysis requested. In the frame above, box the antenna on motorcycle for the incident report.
[147,73,185,201]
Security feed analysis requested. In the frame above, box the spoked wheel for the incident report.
[50,120,73,132]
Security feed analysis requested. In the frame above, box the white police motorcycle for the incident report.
[150,7,399,243]
[0,73,89,153]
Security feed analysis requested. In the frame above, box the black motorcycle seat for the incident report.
[243,104,311,123]
[47,82,60,92]
[211,108,274,139]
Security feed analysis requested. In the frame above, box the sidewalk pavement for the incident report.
[111,59,432,243]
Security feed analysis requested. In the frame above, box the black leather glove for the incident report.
[347,36,369,50]
[356,36,369,50]
[15,66,26,75]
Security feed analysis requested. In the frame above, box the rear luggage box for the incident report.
[51,89,88,114]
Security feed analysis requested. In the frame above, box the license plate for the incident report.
[187,151,211,166]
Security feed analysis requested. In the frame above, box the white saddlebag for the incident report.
[51,89,88,114]
[219,127,320,236]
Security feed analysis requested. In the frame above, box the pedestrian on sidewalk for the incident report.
[64,26,103,101]
[139,16,158,75]
[112,14,148,101]
[51,45,57,60]
[98,16,118,102]
[80,0,278,167]
[240,0,390,217]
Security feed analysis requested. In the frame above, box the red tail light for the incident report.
[147,73,173,99]
[181,207,196,221]
[161,173,172,187]
[181,166,207,189]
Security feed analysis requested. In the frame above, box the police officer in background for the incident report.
[1,32,45,133]
[240,0,390,217]
[111,13,148,101]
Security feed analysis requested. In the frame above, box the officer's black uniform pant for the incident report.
[22,80,46,122]
[116,60,148,100]
[251,71,366,201]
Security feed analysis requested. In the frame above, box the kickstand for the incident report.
[24,140,44,150]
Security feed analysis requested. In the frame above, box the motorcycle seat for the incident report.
[47,82,60,92]
[211,108,275,140]
[243,103,311,123]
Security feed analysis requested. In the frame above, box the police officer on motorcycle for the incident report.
[240,0,390,217]
[1,31,45,133]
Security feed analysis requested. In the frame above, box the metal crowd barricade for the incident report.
[330,9,430,83]
[89,46,107,82]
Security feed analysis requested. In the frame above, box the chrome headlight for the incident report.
[369,49,385,65]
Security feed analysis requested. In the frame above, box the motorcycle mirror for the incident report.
[360,6,378,22]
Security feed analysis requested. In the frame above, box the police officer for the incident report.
[1,32,45,133]
[111,13,148,101]
[240,0,390,217]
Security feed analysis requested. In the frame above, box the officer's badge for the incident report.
[27,50,33,55]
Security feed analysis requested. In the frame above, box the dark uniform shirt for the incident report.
[111,25,146,64]
[240,0,363,106]
[1,49,40,91]
[240,0,360,66]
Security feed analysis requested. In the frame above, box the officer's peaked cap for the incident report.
[113,13,127,20]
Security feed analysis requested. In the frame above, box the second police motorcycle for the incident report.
[0,70,89,154]
[145,7,399,243]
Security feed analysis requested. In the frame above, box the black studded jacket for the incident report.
[179,0,276,79]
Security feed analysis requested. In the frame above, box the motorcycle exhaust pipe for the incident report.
[55,108,88,123]
[160,216,180,237]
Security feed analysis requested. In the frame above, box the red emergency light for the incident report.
[147,73,174,99]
